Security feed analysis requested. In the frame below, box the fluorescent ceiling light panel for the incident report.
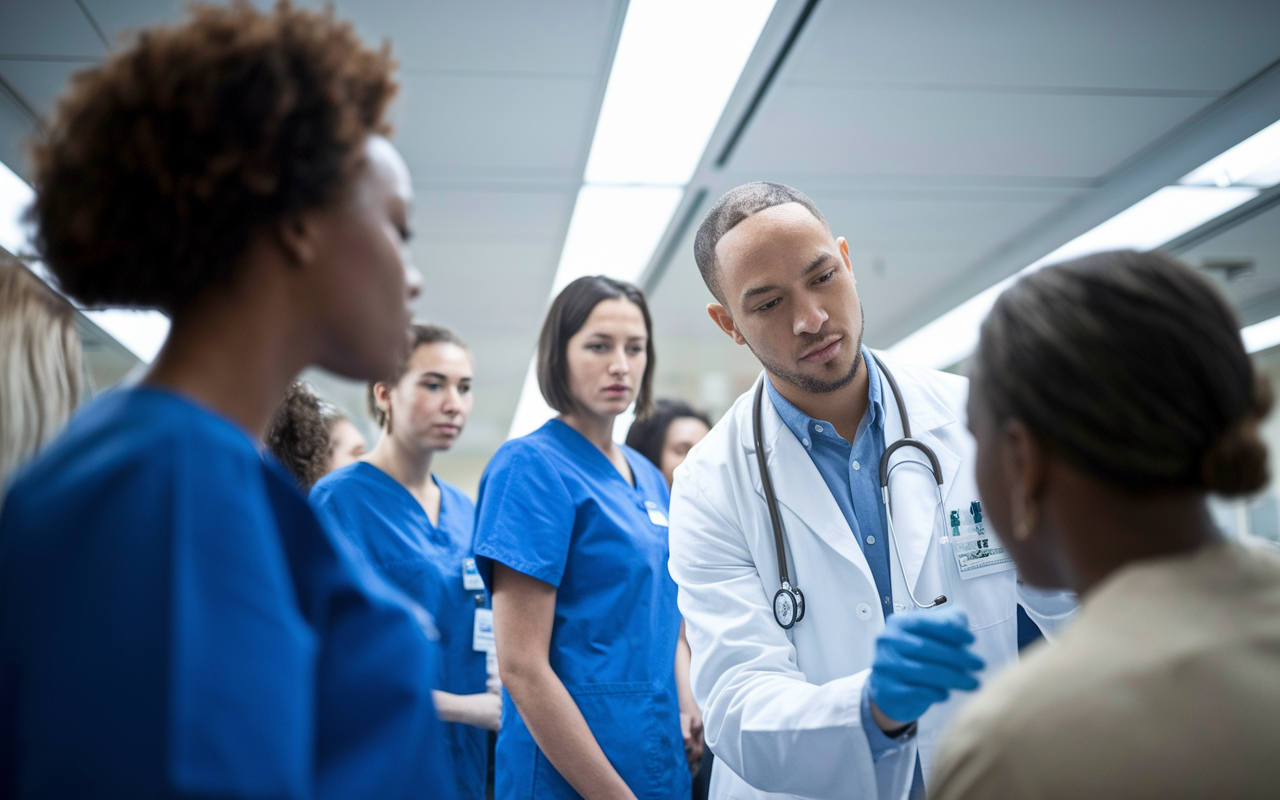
[888,186,1259,370]
[551,185,684,295]
[0,160,34,257]
[584,0,777,186]
[1180,118,1280,189]
[83,309,170,364]
[1243,314,1280,354]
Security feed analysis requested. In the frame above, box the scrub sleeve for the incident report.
[0,388,450,800]
[472,420,686,800]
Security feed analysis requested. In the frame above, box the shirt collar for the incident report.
[765,345,884,449]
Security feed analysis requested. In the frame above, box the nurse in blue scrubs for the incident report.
[474,276,688,800]
[0,6,451,798]
[311,324,500,800]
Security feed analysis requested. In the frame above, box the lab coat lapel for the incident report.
[878,357,961,591]
[743,374,878,592]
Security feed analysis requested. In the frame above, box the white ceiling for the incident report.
[2,0,1280,493]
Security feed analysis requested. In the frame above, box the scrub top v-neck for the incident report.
[311,462,489,800]
[473,418,685,800]
[0,387,449,799]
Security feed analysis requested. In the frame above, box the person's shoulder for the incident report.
[484,423,564,473]
[310,461,371,498]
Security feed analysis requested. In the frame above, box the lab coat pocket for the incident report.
[534,681,685,800]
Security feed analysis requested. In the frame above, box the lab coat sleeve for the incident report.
[1015,582,1078,642]
[669,470,913,799]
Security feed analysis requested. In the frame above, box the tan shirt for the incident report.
[931,541,1280,800]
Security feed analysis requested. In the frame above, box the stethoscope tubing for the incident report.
[754,352,947,629]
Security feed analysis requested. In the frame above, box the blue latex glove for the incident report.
[867,608,985,724]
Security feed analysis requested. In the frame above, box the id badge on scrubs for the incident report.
[472,608,495,653]
[948,514,1015,580]
[462,557,485,591]
[644,500,668,527]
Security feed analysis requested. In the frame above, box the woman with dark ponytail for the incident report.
[932,250,1280,799]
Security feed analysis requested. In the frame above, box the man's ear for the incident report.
[837,236,855,279]
[275,213,320,268]
[707,303,747,346]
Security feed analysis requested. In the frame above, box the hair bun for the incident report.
[1202,378,1272,497]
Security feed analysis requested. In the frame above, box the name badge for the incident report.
[462,558,485,591]
[644,500,669,527]
[949,521,1015,580]
[472,608,495,653]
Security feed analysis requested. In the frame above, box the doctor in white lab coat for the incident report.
[668,183,1074,800]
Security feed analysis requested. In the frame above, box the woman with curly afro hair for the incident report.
[0,3,452,798]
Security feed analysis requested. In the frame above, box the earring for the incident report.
[1012,491,1038,541]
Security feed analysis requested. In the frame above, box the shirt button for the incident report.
[866,535,876,545]
[815,425,824,433]
[856,603,872,620]
[884,596,891,605]
[852,460,861,471]
[802,438,810,447]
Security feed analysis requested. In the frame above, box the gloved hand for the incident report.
[867,607,985,725]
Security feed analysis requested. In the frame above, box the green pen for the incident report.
[950,509,961,536]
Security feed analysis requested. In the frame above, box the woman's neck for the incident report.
[145,284,308,439]
[558,410,617,456]
[1052,470,1222,596]
[366,432,436,496]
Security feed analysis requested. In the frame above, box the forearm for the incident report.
[433,690,502,731]
[504,663,637,800]
[675,623,697,715]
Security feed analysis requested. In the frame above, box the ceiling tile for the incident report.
[393,73,595,183]
[730,87,1213,180]
[790,0,1280,93]
[0,0,104,57]
[0,60,92,117]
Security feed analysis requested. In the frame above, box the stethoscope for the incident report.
[753,352,949,629]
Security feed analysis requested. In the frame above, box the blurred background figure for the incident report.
[0,261,82,491]
[933,250,1280,799]
[476,276,689,800]
[311,324,499,800]
[265,381,331,492]
[625,398,714,796]
[625,399,712,488]
[325,408,368,473]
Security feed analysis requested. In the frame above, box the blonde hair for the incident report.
[0,261,83,487]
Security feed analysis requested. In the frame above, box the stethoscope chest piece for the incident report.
[773,581,806,629]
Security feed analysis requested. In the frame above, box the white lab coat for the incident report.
[668,354,1074,800]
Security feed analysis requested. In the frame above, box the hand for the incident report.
[468,691,503,731]
[680,707,704,772]
[487,673,503,695]
[867,608,985,728]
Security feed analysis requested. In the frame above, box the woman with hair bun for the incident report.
[932,250,1280,799]
[0,4,450,798]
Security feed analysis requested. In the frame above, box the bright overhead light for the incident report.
[1,158,171,365]
[1180,118,1280,189]
[508,0,778,440]
[888,178,1264,370]
[1243,314,1280,355]
[0,160,33,258]
[585,0,777,186]
[551,185,684,296]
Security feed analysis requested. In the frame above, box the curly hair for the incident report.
[29,1,397,312]
[265,381,331,491]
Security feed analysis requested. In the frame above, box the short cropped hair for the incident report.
[367,324,470,429]
[537,276,655,419]
[977,249,1271,496]
[694,181,829,302]
[30,1,397,313]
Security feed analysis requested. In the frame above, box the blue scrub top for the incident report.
[0,388,451,800]
[473,419,685,800]
[311,462,488,800]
